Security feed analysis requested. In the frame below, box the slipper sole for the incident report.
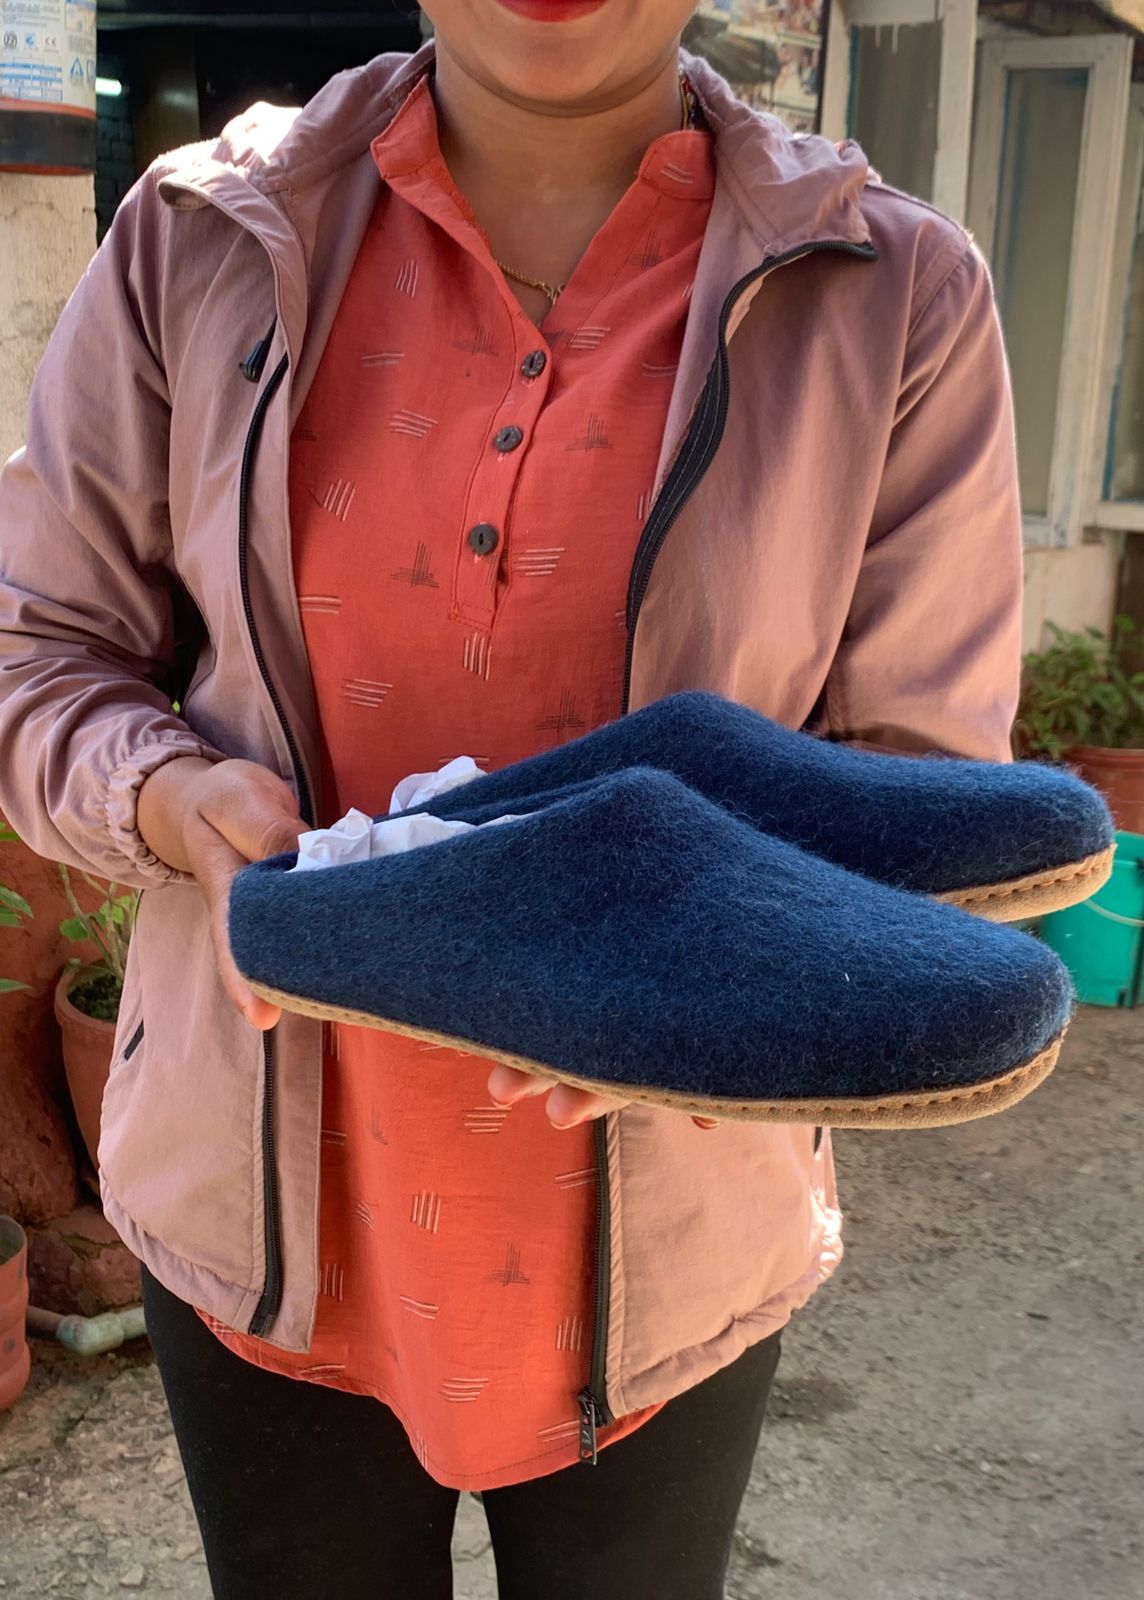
[937,845,1114,922]
[247,979,1066,1131]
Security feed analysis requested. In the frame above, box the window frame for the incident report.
[1094,84,1144,533]
[820,0,977,220]
[966,32,1133,549]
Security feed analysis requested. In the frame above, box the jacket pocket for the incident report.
[98,885,263,1290]
[98,987,144,1175]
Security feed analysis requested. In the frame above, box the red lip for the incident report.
[494,0,609,20]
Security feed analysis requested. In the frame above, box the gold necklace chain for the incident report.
[495,70,698,309]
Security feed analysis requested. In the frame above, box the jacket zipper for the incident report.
[249,1033,283,1336]
[573,237,879,1463]
[235,341,316,1340]
[621,238,878,713]
[234,348,314,827]
[576,1114,613,1462]
[241,321,279,385]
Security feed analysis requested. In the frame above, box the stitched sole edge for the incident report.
[246,981,1066,1131]
[939,846,1114,922]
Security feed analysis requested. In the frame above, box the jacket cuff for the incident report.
[104,733,228,887]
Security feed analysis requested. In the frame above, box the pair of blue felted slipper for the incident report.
[229,694,1113,1130]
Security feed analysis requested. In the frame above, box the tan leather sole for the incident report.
[249,980,1066,1131]
[938,846,1114,922]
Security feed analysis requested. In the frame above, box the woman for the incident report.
[0,4,1023,1596]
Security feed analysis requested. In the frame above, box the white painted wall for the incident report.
[1022,538,1122,654]
[0,174,96,466]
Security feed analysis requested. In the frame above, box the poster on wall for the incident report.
[684,0,827,132]
[0,0,97,116]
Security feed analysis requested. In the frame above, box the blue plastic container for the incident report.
[1040,830,1144,1007]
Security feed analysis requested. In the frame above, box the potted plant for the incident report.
[1,835,34,1410]
[3,831,144,1317]
[1014,615,1144,832]
[52,867,139,1173]
[2,823,137,1177]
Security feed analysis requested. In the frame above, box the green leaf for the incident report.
[0,886,32,918]
[59,917,92,942]
[1019,619,1144,751]
[0,826,20,844]
[0,978,30,993]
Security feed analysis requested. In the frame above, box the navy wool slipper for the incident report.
[403,692,1114,922]
[229,770,1074,1130]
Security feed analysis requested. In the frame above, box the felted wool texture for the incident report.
[401,691,1113,895]
[230,769,1074,1106]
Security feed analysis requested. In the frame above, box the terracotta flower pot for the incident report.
[54,970,117,1175]
[0,1215,31,1412]
[0,835,84,1226]
[1066,745,1144,835]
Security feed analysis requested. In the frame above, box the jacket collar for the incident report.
[154,42,871,259]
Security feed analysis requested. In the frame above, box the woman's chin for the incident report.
[426,0,694,112]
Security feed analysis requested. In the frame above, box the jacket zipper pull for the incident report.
[577,1389,601,1466]
[240,318,279,384]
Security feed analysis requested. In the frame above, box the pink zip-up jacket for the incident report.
[0,46,1022,1424]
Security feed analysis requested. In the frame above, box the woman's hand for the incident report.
[138,756,305,1030]
[487,1063,719,1133]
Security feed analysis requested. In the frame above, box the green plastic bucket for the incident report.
[1040,830,1144,1007]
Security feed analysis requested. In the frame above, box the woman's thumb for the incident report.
[252,810,307,862]
[201,765,306,865]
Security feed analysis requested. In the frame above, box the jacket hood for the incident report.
[154,41,871,254]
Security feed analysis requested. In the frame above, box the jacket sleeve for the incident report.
[0,174,227,889]
[816,240,1023,764]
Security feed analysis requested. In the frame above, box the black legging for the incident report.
[142,1266,782,1600]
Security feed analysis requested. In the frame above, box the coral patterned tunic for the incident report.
[206,78,717,1490]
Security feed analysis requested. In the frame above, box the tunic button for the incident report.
[494,425,524,453]
[468,523,500,556]
[521,350,547,379]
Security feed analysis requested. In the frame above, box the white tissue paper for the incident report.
[289,758,521,873]
[388,755,484,815]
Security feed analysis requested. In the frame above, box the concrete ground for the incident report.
[2,1004,1141,1599]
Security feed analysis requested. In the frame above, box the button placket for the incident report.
[453,333,553,628]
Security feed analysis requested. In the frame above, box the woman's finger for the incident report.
[185,811,282,1029]
[545,1083,630,1128]
[487,1066,630,1128]
[487,1063,552,1104]
[199,761,306,864]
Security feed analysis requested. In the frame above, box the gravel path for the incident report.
[2,1004,1140,1599]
